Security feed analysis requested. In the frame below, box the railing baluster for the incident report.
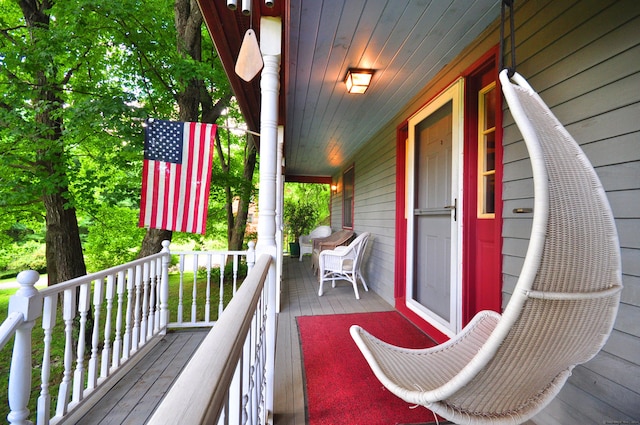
[73,283,91,403]
[88,279,103,390]
[205,254,212,323]
[147,260,156,338]
[141,262,150,344]
[241,329,252,425]
[178,254,185,324]
[247,241,256,273]
[233,255,239,294]
[132,264,142,352]
[102,274,115,378]
[113,270,126,369]
[37,294,57,425]
[56,288,75,416]
[154,257,162,332]
[218,254,227,317]
[160,240,171,332]
[191,253,198,323]
[123,267,135,360]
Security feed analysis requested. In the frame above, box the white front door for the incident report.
[406,79,464,336]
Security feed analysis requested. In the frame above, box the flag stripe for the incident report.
[168,164,177,232]
[139,120,216,235]
[139,159,150,228]
[183,123,195,233]
[151,162,161,229]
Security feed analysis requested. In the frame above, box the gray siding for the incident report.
[331,0,639,422]
[500,0,640,423]
[332,123,398,305]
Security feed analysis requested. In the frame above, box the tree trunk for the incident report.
[19,0,87,285]
[43,192,87,285]
[138,229,173,258]
[229,139,258,250]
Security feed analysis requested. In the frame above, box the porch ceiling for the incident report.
[198,0,501,179]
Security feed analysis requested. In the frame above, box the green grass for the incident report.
[0,268,245,423]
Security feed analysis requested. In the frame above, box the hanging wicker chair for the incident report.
[351,70,622,424]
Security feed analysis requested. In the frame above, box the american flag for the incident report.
[139,119,217,235]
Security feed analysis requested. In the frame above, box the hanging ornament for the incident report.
[235,28,263,82]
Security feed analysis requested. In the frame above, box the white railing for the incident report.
[0,241,258,425]
[148,254,272,425]
[171,247,255,328]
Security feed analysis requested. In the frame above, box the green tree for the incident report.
[137,0,256,256]
[1,0,97,284]
[283,182,331,244]
[1,0,257,278]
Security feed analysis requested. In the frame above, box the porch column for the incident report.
[256,16,281,423]
[275,126,284,313]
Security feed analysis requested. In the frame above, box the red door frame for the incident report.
[394,46,502,343]
[462,48,503,324]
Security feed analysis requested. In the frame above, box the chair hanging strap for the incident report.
[500,0,516,77]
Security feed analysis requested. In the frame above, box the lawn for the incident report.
[0,268,244,423]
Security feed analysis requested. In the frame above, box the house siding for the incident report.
[332,123,398,304]
[500,1,640,423]
[333,0,639,423]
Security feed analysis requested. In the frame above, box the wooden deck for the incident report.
[70,255,393,424]
[74,330,209,424]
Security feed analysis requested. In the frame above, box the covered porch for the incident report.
[2,255,397,425]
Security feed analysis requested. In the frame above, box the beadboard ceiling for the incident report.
[199,0,502,179]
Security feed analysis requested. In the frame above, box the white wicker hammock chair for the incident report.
[350,70,623,424]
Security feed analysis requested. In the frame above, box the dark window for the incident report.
[343,166,354,228]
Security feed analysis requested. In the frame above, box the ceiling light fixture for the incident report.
[344,68,374,94]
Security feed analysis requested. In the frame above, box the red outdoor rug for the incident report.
[297,311,447,425]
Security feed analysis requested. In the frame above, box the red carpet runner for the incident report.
[297,311,443,425]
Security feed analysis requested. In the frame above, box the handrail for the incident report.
[0,312,24,351]
[148,254,272,424]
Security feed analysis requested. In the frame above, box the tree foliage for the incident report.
[283,183,331,243]
[0,0,256,278]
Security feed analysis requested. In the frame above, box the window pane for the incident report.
[484,173,495,214]
[484,132,495,172]
[343,167,354,228]
[484,87,496,129]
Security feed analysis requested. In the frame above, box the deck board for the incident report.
[75,330,208,425]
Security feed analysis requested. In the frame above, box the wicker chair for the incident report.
[318,232,370,299]
[311,229,354,272]
[350,70,622,424]
[298,225,332,261]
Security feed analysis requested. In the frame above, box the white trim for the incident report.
[406,78,464,336]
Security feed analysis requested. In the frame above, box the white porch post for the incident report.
[275,126,284,313]
[256,16,281,423]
